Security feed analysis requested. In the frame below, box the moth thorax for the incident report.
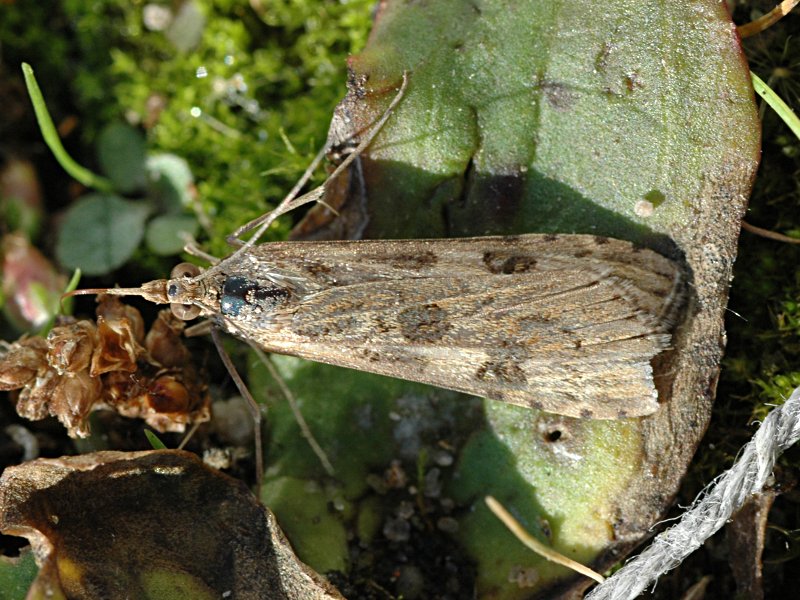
[220,276,291,317]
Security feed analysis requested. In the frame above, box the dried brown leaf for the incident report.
[0,451,343,600]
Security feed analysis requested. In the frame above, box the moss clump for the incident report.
[4,0,375,261]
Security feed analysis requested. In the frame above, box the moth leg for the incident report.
[224,71,410,254]
[184,319,214,338]
[177,419,203,450]
[210,326,264,492]
[248,343,335,477]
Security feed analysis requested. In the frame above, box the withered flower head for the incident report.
[90,296,145,376]
[0,337,48,390]
[46,320,98,374]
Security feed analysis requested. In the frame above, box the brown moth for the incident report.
[66,75,684,428]
[80,233,684,419]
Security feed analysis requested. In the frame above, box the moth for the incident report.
[76,233,684,420]
[66,74,685,482]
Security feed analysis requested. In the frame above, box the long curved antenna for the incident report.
[211,326,264,493]
[225,71,411,258]
[249,343,335,477]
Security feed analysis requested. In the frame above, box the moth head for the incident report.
[62,262,205,321]
[165,262,203,320]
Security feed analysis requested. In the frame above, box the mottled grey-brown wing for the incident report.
[245,234,679,311]
[253,266,675,419]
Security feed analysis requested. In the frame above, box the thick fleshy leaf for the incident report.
[56,193,150,276]
[145,214,200,256]
[283,1,760,598]
[303,2,759,245]
[0,451,343,600]
[145,153,195,213]
[0,552,38,600]
[250,356,483,598]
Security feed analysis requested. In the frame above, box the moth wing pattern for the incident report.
[226,234,684,419]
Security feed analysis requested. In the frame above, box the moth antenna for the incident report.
[226,143,329,247]
[210,327,264,492]
[225,70,410,253]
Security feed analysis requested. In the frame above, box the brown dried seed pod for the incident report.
[102,369,210,434]
[49,370,104,438]
[145,374,191,414]
[101,369,145,413]
[145,310,191,368]
[141,374,211,433]
[15,367,59,421]
[90,303,145,376]
[46,320,98,374]
[4,295,210,438]
[96,294,145,342]
[0,336,48,390]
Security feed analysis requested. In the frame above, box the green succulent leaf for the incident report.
[97,122,147,194]
[145,153,195,213]
[145,214,200,256]
[56,193,150,275]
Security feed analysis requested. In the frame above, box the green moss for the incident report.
[68,0,375,255]
[7,0,374,263]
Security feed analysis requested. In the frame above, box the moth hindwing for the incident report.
[163,233,684,420]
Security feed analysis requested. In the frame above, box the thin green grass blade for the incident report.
[144,429,168,450]
[21,63,114,192]
[752,72,800,140]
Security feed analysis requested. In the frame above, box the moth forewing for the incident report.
[198,233,684,420]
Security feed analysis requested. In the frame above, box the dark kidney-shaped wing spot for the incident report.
[295,315,360,339]
[391,251,438,270]
[475,360,527,384]
[397,303,451,342]
[482,252,537,274]
[304,261,333,275]
[357,348,382,362]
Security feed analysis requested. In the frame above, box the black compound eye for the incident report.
[170,262,201,279]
